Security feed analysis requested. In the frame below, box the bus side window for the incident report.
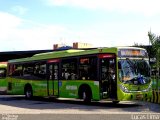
[62,69,70,80]
[70,71,76,80]
[11,65,23,77]
[79,57,97,80]
[61,58,77,80]
[79,67,88,80]
[33,63,46,79]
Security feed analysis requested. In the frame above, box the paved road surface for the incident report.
[0,95,159,120]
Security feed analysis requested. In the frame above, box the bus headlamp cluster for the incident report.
[142,82,152,92]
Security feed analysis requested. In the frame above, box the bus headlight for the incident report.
[143,82,152,92]
[119,84,129,93]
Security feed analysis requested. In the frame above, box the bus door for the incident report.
[47,59,60,97]
[99,54,117,99]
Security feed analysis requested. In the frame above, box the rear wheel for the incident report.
[25,87,33,99]
[82,89,91,103]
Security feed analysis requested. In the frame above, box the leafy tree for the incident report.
[148,31,160,90]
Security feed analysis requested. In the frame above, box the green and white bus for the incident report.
[7,47,152,103]
[0,62,7,93]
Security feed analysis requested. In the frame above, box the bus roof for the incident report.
[8,47,147,64]
[8,47,118,63]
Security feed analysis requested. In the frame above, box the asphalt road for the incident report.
[0,95,159,120]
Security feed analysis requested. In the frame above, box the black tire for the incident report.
[112,101,120,104]
[82,89,91,103]
[25,87,33,99]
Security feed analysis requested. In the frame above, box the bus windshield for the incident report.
[118,59,151,84]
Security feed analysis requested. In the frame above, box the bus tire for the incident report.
[82,90,91,103]
[79,85,92,103]
[24,85,33,99]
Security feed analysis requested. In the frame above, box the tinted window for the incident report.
[61,58,77,80]
[79,57,97,80]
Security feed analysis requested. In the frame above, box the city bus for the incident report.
[0,62,7,93]
[6,47,152,103]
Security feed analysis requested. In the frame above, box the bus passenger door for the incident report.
[99,54,117,100]
[47,59,60,97]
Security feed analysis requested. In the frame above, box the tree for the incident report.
[148,31,160,90]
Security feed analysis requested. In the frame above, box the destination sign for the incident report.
[118,49,148,58]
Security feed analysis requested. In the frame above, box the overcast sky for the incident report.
[0,0,160,51]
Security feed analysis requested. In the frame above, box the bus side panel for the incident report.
[0,78,8,93]
[7,77,48,97]
[53,80,59,96]
[58,80,100,101]
[48,80,59,96]
[7,77,24,95]
[31,80,48,97]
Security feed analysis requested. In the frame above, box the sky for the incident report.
[0,0,160,51]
